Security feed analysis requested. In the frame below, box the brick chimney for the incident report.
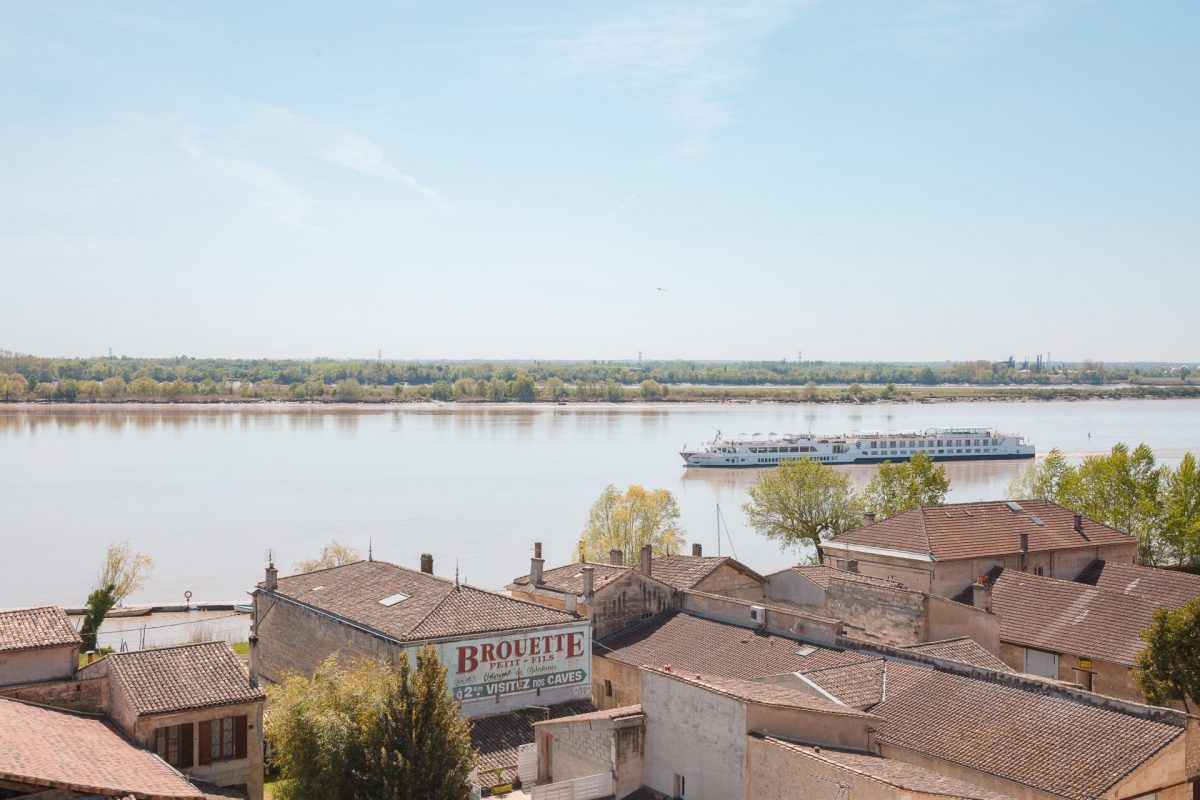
[581,565,595,601]
[864,512,876,524]
[534,541,542,560]
[640,544,653,577]
[692,543,703,557]
[1020,533,1029,553]
[972,577,992,611]
[420,553,434,574]
[609,549,623,566]
[530,556,544,586]
[265,562,277,591]
[1074,513,1083,533]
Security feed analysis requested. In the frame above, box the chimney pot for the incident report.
[534,541,542,560]
[1019,533,1029,553]
[581,565,595,600]
[641,544,653,577]
[971,581,993,612]
[530,557,545,586]
[265,563,278,592]
[564,592,577,614]
[864,512,877,524]
[692,543,703,557]
[420,553,434,574]
[1074,513,1083,533]
[609,549,624,566]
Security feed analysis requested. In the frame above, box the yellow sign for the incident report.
[1079,658,1093,669]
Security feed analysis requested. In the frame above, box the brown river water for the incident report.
[2,400,1197,608]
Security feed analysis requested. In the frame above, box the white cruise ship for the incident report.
[680,427,1035,467]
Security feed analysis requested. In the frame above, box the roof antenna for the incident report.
[368,537,373,562]
[455,558,460,590]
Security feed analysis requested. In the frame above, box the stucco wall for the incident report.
[692,565,764,601]
[679,592,842,645]
[746,737,966,800]
[744,704,871,750]
[825,552,934,594]
[641,670,746,800]
[764,570,825,611]
[0,645,77,687]
[926,594,1000,654]
[547,725,611,784]
[1104,736,1191,800]
[999,642,1145,702]
[589,573,676,640]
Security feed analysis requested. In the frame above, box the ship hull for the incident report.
[680,451,1036,467]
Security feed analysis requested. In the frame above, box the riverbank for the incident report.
[3,382,1200,406]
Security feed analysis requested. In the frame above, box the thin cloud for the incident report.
[893,0,1069,56]
[566,0,804,158]
[256,106,446,208]
[177,137,313,226]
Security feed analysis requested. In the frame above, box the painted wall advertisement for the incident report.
[431,623,592,704]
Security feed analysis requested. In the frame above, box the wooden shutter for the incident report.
[198,720,212,766]
[234,715,248,760]
[178,723,194,769]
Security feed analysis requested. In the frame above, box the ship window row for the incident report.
[871,439,996,448]
[867,448,998,457]
[759,455,835,464]
[749,445,814,454]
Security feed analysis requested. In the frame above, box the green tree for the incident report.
[295,541,362,573]
[802,380,818,401]
[80,585,116,652]
[862,452,950,518]
[1160,453,1200,568]
[359,647,475,800]
[577,484,685,564]
[512,374,536,402]
[336,379,363,401]
[1007,448,1073,500]
[846,383,863,400]
[742,458,863,557]
[430,381,453,401]
[1136,599,1200,714]
[545,376,566,400]
[605,380,624,402]
[640,379,663,400]
[268,651,474,800]
[97,540,154,603]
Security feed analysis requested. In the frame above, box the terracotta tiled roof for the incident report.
[97,642,265,716]
[597,609,872,679]
[266,560,577,642]
[535,704,642,725]
[758,737,1015,799]
[0,697,203,798]
[510,562,635,595]
[470,700,595,788]
[0,606,81,654]
[903,637,1013,672]
[1077,560,1200,610]
[645,555,763,590]
[824,500,1135,561]
[648,668,874,717]
[800,659,888,708]
[983,569,1160,667]
[782,565,905,591]
[868,662,1183,800]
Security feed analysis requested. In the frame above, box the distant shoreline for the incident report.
[4,384,1200,410]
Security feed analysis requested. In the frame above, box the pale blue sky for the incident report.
[2,1,1197,361]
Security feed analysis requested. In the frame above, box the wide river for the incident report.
[2,400,1198,608]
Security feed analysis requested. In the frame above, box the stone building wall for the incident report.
[547,725,610,783]
[592,656,641,710]
[824,580,926,647]
[589,573,675,640]
[998,642,1145,703]
[0,675,108,713]
[692,564,764,601]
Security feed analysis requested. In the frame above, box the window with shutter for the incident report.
[198,720,212,766]
[235,715,248,760]
[179,722,194,769]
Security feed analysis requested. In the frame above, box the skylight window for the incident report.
[1029,515,1045,527]
[1006,501,1024,513]
[795,645,817,657]
[378,593,410,607]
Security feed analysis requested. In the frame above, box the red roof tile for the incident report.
[783,565,905,591]
[646,555,763,590]
[649,668,874,717]
[758,737,1015,799]
[0,606,81,654]
[267,560,577,642]
[986,569,1160,666]
[1078,560,1200,610]
[868,662,1183,800]
[510,562,636,595]
[825,500,1135,562]
[597,610,872,679]
[0,697,203,798]
[903,637,1013,672]
[93,642,265,716]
